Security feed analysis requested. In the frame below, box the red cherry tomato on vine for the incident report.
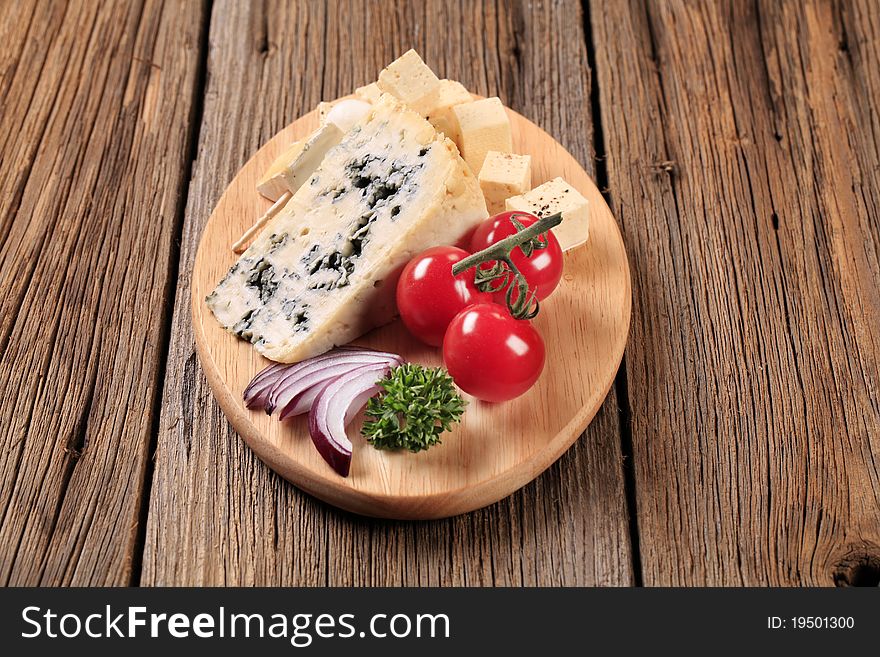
[396,246,492,346]
[469,211,564,303]
[443,303,545,402]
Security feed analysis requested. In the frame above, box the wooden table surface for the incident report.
[1,0,878,587]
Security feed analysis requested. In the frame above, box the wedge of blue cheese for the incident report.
[207,94,488,362]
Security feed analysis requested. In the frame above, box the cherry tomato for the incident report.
[443,303,545,402]
[396,246,492,346]
[468,211,564,303]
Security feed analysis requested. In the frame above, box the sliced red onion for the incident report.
[343,386,380,426]
[268,350,402,416]
[244,347,399,413]
[244,346,405,477]
[264,348,372,395]
[245,350,347,409]
[277,354,400,419]
[308,362,392,477]
[243,362,290,409]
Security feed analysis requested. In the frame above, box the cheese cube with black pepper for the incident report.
[478,151,532,214]
[505,177,589,251]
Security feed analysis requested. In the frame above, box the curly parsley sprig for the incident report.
[362,364,466,452]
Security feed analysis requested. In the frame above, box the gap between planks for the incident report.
[128,0,215,586]
[582,0,643,587]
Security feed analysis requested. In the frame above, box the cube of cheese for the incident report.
[505,177,590,251]
[257,122,344,201]
[478,151,532,214]
[355,82,382,104]
[377,49,440,105]
[257,141,305,201]
[316,102,334,127]
[452,97,512,174]
[410,79,473,142]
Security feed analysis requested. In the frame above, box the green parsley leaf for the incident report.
[362,364,467,452]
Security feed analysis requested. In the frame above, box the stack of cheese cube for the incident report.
[253,49,590,253]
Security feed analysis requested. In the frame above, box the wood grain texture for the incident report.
[0,0,206,584]
[191,103,630,519]
[591,0,880,585]
[142,0,634,585]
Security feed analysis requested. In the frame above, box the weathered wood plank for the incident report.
[591,0,880,585]
[0,0,206,585]
[142,0,633,586]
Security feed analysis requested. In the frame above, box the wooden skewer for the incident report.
[232,191,292,253]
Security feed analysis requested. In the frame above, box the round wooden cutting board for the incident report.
[192,100,631,519]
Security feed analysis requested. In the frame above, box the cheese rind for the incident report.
[505,177,590,251]
[452,97,512,174]
[208,94,488,362]
[377,49,441,105]
[478,151,531,214]
[257,123,344,202]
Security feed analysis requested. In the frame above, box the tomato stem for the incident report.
[452,213,563,276]
[452,212,563,319]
